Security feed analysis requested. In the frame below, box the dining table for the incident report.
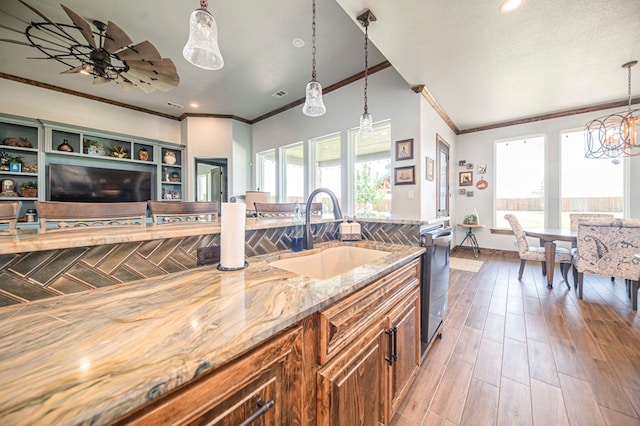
[524,228,577,288]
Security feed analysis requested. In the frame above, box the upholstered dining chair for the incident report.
[572,218,640,310]
[570,213,615,282]
[504,214,573,285]
[569,213,614,232]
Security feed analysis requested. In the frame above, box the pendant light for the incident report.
[357,10,376,135]
[183,0,224,70]
[585,60,639,158]
[302,0,327,117]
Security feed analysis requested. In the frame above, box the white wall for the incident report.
[252,67,452,218]
[456,106,640,251]
[418,97,457,221]
[182,116,233,201]
[0,79,180,143]
[231,120,252,198]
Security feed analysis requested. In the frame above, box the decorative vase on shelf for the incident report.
[138,147,149,161]
[463,208,479,225]
[164,151,177,165]
[57,139,73,152]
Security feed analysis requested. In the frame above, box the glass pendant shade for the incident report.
[359,112,373,135]
[302,80,327,117]
[183,5,224,70]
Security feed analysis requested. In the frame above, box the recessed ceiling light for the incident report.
[499,0,522,13]
[292,38,305,48]
[190,102,200,108]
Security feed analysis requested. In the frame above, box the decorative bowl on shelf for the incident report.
[164,151,177,165]
[57,139,73,152]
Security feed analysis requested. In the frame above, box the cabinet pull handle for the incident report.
[238,398,275,426]
[385,328,394,366]
[392,326,398,361]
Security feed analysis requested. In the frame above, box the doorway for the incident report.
[195,158,228,212]
[436,135,450,217]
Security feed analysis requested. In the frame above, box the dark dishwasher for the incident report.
[420,223,451,356]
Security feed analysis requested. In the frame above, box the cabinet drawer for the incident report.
[318,258,420,365]
[112,325,304,426]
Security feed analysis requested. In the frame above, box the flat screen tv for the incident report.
[48,164,152,202]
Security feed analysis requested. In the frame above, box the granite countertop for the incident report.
[0,216,342,255]
[0,215,444,256]
[0,240,424,425]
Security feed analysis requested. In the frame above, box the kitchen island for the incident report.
[0,240,424,425]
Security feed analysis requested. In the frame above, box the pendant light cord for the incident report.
[311,0,317,82]
[363,21,369,114]
[628,63,632,111]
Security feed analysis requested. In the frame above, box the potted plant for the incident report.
[2,154,24,173]
[110,144,129,159]
[20,181,37,198]
[463,209,479,225]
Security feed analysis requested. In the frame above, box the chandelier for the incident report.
[585,60,639,158]
[357,10,376,135]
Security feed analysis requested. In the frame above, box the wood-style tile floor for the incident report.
[392,249,640,426]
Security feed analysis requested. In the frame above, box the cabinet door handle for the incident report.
[392,326,398,361]
[385,328,394,366]
[238,398,275,426]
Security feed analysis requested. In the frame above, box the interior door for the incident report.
[196,158,228,212]
[436,135,450,217]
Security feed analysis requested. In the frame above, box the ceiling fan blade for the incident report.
[121,72,157,93]
[116,40,161,61]
[18,0,82,46]
[116,75,135,91]
[60,65,84,74]
[125,68,179,92]
[126,58,180,88]
[103,21,133,54]
[0,38,32,47]
[60,4,96,49]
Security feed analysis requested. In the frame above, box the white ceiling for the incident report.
[1,0,639,131]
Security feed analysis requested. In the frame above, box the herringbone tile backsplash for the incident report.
[0,221,419,306]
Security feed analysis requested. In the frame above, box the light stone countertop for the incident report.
[0,216,446,256]
[0,216,341,255]
[0,240,424,425]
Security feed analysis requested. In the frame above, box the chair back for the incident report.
[504,214,530,256]
[576,218,640,281]
[148,201,218,224]
[254,202,322,218]
[245,191,270,212]
[0,201,21,235]
[569,213,614,231]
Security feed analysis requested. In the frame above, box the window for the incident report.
[495,136,545,228]
[281,142,304,203]
[351,121,392,217]
[311,132,341,213]
[256,149,275,201]
[560,130,623,228]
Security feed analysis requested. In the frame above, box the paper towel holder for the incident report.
[217,261,249,271]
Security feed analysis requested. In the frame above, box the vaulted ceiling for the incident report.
[1,0,638,131]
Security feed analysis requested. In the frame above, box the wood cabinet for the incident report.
[317,258,421,425]
[113,325,304,426]
[42,120,185,202]
[387,288,420,415]
[0,113,42,218]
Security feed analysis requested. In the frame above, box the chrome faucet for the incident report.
[304,188,343,250]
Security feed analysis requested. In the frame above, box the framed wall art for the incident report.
[426,156,434,181]
[395,139,413,161]
[395,166,415,185]
[459,171,473,186]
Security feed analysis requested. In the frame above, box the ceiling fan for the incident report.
[0,1,179,93]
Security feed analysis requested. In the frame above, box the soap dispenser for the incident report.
[291,203,304,252]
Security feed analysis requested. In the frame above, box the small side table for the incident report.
[457,224,485,258]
